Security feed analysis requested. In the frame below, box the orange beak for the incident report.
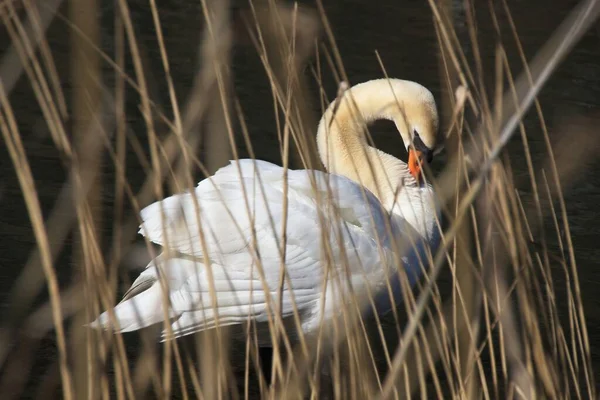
[408,148,425,181]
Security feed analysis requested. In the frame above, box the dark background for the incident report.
[0,0,598,398]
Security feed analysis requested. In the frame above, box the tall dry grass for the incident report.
[0,0,598,399]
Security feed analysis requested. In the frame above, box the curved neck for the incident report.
[316,81,414,209]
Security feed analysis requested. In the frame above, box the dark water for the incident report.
[0,0,599,398]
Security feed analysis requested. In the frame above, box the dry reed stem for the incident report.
[0,77,74,399]
[0,0,63,97]
[379,0,600,398]
[433,2,482,399]
[0,3,73,357]
[0,5,144,398]
[68,0,105,398]
[194,0,234,398]
[1,0,599,398]
[242,2,322,171]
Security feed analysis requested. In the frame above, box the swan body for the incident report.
[91,78,441,342]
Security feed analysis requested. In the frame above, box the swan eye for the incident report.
[412,129,434,163]
[412,129,425,147]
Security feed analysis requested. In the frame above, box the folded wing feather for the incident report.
[92,160,400,339]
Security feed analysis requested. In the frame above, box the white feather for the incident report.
[91,79,441,344]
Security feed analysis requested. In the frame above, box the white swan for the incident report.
[91,78,440,342]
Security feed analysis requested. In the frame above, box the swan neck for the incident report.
[316,83,411,206]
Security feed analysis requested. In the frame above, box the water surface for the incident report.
[0,0,598,398]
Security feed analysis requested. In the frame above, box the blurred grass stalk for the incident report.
[436,0,481,398]
[379,0,600,397]
[195,0,233,397]
[69,0,104,398]
[244,1,322,171]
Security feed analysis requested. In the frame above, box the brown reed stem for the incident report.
[69,0,103,397]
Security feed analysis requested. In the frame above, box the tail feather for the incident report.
[90,257,319,336]
[163,289,317,340]
[163,308,265,341]
[90,284,175,332]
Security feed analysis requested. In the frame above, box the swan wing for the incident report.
[138,159,397,277]
[94,160,403,338]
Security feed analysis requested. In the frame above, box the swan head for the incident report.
[377,79,439,182]
[319,79,439,182]
[317,78,440,190]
